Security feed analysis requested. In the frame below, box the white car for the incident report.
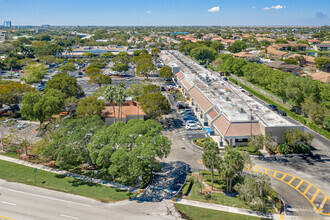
[186,124,201,130]
[186,120,200,125]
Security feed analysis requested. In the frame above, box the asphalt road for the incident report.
[0,179,178,220]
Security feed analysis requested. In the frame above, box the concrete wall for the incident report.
[264,125,304,143]
[104,115,145,126]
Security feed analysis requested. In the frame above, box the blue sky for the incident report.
[0,0,329,26]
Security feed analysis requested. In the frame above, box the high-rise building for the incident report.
[4,21,12,28]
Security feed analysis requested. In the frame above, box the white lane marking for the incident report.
[60,214,79,219]
[6,189,91,207]
[1,201,17,206]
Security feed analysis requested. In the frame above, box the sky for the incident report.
[0,0,329,26]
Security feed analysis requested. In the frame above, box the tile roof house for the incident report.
[264,61,302,75]
[307,71,330,84]
[287,54,315,67]
[233,52,256,59]
[101,100,146,126]
[266,46,290,59]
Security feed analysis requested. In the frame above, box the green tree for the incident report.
[112,52,130,64]
[103,85,119,123]
[227,40,248,53]
[202,141,219,190]
[158,66,173,79]
[210,41,225,52]
[59,62,76,73]
[85,67,101,77]
[22,63,48,84]
[21,90,63,124]
[82,52,94,57]
[45,73,84,98]
[139,92,170,119]
[315,56,330,70]
[151,48,161,57]
[190,47,217,64]
[112,63,129,73]
[100,52,115,58]
[89,74,112,87]
[44,116,105,167]
[39,55,55,65]
[301,98,325,125]
[274,39,289,44]
[136,53,156,78]
[0,82,34,107]
[323,116,330,131]
[88,119,171,184]
[76,96,105,116]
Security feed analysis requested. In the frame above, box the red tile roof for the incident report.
[208,109,218,120]
[189,87,213,112]
[181,78,193,90]
[176,71,185,80]
[102,101,145,118]
[213,115,262,138]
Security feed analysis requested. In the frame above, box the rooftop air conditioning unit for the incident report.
[238,107,245,113]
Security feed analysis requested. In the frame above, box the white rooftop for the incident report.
[164,50,296,128]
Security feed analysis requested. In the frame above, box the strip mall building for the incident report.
[161,50,304,147]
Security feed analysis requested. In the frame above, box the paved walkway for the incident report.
[0,155,139,193]
[175,199,277,219]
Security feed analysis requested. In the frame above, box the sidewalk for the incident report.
[175,199,276,219]
[0,155,139,193]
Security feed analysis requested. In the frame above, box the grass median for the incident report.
[175,204,268,220]
[0,159,135,202]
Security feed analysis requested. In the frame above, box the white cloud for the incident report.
[252,6,256,9]
[146,11,151,14]
[208,6,220,13]
[263,5,285,10]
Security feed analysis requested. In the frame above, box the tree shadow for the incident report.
[68,179,100,187]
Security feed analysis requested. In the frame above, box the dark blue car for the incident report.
[268,105,277,111]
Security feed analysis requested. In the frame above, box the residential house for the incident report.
[266,46,290,59]
[313,44,330,51]
[264,61,302,75]
[308,39,321,45]
[287,54,315,67]
[233,52,256,59]
[307,71,330,84]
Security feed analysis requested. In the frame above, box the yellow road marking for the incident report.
[311,189,320,202]
[280,214,284,220]
[197,159,203,164]
[318,196,329,211]
[288,177,296,185]
[303,184,312,195]
[0,216,16,220]
[280,174,287,181]
[295,180,304,190]
[244,164,330,216]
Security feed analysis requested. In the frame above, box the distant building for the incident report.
[264,61,302,75]
[101,100,146,126]
[3,21,11,28]
[313,44,330,51]
[60,45,129,56]
[0,31,6,42]
[233,52,256,59]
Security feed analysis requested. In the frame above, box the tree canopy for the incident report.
[22,63,48,84]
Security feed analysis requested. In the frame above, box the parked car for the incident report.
[161,87,166,91]
[183,116,196,121]
[276,110,287,116]
[268,105,277,111]
[186,124,201,130]
[186,120,200,126]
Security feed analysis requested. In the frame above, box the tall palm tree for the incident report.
[104,85,118,123]
[116,87,126,122]
[202,145,219,190]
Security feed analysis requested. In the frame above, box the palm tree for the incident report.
[116,87,126,122]
[202,149,219,190]
[104,85,118,123]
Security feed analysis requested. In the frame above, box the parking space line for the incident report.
[0,216,15,220]
[244,164,330,216]
[318,196,328,211]
[295,180,304,190]
[303,184,312,195]
[311,189,320,203]
[288,177,296,185]
[280,174,287,181]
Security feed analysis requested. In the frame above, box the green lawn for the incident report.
[175,204,268,220]
[0,159,135,202]
[187,181,275,213]
[236,146,262,156]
